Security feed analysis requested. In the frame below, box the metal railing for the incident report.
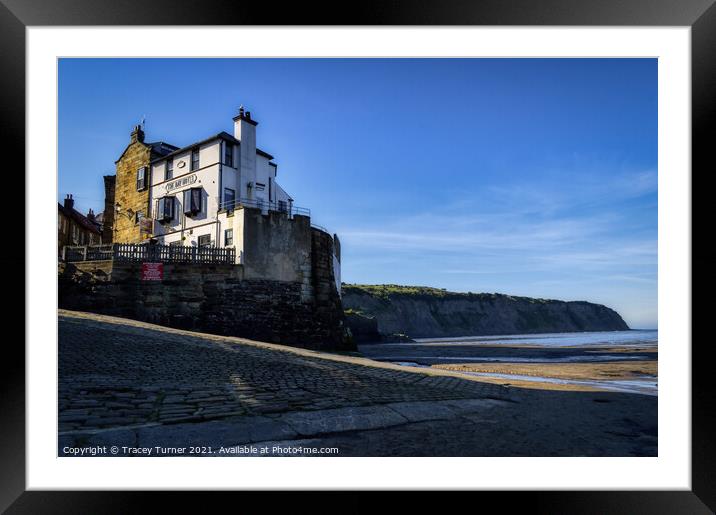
[218,197,310,217]
[63,243,236,265]
[63,244,113,262]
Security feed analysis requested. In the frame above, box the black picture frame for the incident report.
[2,0,711,511]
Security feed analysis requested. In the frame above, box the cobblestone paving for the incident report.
[59,312,510,434]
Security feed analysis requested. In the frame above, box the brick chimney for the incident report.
[102,175,116,243]
[63,194,74,211]
[233,106,258,191]
[130,124,145,144]
[87,209,96,222]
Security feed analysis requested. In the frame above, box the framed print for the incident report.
[2,0,713,511]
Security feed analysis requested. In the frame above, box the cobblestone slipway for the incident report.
[58,310,657,457]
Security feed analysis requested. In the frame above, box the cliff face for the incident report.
[342,284,629,340]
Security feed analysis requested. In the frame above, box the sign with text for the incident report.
[165,173,197,192]
[139,215,153,236]
[141,262,164,281]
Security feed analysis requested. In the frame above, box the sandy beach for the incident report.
[434,361,656,380]
[358,333,658,396]
[431,361,657,393]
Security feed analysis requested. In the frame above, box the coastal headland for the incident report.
[342,284,629,343]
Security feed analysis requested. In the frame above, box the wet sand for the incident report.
[358,342,657,365]
[358,341,658,394]
[429,361,656,393]
[433,361,657,380]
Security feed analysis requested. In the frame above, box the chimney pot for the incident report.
[130,124,145,143]
[63,194,75,211]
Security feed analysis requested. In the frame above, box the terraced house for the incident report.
[57,194,102,256]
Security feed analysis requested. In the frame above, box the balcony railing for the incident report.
[218,197,310,217]
[62,243,235,265]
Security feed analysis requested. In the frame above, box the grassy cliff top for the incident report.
[341,283,562,304]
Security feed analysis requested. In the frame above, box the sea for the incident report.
[413,329,658,348]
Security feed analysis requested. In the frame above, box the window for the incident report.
[134,210,144,225]
[136,166,147,191]
[224,143,233,166]
[183,187,202,216]
[224,188,236,210]
[165,159,173,181]
[197,234,211,247]
[224,229,233,246]
[169,240,182,247]
[191,148,200,171]
[278,200,288,213]
[156,197,175,222]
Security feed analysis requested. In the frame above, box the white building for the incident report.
[147,108,296,254]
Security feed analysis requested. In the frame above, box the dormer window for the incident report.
[156,196,175,222]
[136,166,147,191]
[183,187,202,216]
[191,148,200,171]
[165,159,173,180]
[224,143,233,166]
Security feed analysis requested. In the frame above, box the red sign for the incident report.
[141,262,163,281]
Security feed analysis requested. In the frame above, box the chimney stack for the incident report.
[87,208,95,222]
[130,124,145,143]
[233,106,258,190]
[64,194,74,211]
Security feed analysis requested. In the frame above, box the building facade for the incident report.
[146,108,292,251]
[61,108,347,348]
[58,195,102,255]
[104,108,340,293]
[111,126,177,243]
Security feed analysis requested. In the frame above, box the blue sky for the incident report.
[58,58,657,328]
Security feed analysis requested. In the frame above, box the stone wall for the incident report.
[235,208,312,291]
[58,258,352,351]
[113,129,153,243]
[309,228,346,346]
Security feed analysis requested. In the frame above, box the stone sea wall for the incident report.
[58,245,351,351]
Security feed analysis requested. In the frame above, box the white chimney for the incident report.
[233,106,258,194]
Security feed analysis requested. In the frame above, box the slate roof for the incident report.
[147,141,179,157]
[58,203,102,234]
[150,131,274,163]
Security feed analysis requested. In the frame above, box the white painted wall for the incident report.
[333,254,341,297]
[146,116,297,262]
[235,117,256,200]
[149,140,223,246]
